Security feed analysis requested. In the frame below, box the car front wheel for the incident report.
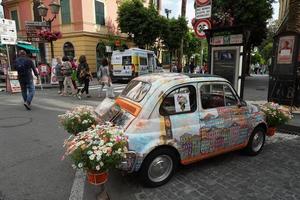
[139,148,178,187]
[244,127,266,156]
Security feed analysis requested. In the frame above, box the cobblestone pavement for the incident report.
[102,133,300,200]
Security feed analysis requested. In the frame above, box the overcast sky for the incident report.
[161,0,280,26]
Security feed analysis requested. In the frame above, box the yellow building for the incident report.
[278,0,290,21]
[2,0,161,72]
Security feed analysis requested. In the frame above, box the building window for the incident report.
[95,1,105,25]
[11,10,19,31]
[61,0,71,24]
[63,42,75,58]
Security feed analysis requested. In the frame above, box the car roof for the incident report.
[134,73,227,85]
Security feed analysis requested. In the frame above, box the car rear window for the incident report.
[121,80,151,102]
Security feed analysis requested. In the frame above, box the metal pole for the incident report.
[6,45,11,71]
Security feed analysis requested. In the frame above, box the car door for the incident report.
[159,84,201,161]
[198,83,232,154]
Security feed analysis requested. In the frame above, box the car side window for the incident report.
[160,85,197,116]
[200,83,239,109]
[224,85,239,106]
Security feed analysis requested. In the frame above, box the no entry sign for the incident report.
[195,0,211,6]
[194,19,211,39]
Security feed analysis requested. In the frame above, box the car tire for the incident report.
[244,127,266,156]
[139,148,179,187]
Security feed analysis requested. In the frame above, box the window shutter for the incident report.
[11,10,19,31]
[95,1,105,25]
[61,0,71,24]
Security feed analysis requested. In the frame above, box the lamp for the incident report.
[49,0,61,15]
[37,3,48,17]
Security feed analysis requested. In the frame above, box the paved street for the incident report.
[0,75,300,200]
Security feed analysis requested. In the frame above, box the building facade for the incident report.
[2,0,161,72]
[278,0,290,22]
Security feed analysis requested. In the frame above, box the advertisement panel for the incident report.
[277,36,295,64]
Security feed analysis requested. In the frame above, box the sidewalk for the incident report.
[36,79,100,89]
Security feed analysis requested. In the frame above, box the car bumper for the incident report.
[118,151,137,173]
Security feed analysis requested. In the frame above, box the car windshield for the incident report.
[121,80,151,102]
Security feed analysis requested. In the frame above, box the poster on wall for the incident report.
[174,93,191,112]
[277,36,295,64]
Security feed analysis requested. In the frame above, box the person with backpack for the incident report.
[55,57,64,94]
[15,50,39,110]
[98,58,114,98]
[61,56,76,96]
[77,55,92,99]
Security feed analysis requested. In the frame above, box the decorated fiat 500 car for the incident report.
[97,73,267,187]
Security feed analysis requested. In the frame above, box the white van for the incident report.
[111,48,162,81]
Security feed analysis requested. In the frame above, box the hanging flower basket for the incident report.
[87,170,108,185]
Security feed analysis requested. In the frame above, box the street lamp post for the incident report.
[165,9,171,19]
[38,0,60,59]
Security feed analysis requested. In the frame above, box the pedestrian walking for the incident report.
[61,56,76,96]
[55,57,64,94]
[15,50,39,110]
[98,58,114,98]
[70,57,79,93]
[77,55,92,99]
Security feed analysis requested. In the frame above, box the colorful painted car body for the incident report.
[101,73,267,187]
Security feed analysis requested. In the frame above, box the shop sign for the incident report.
[25,21,50,43]
[277,36,295,64]
[230,34,243,44]
[0,18,17,45]
[195,5,211,19]
[194,19,211,39]
[211,34,244,45]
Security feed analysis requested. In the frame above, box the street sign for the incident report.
[25,21,50,43]
[195,0,211,6]
[0,18,17,45]
[194,19,211,39]
[195,5,211,19]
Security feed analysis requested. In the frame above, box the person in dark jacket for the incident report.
[15,50,39,110]
[77,55,92,99]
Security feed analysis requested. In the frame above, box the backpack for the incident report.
[62,61,72,76]
[15,58,28,76]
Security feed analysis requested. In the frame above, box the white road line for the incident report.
[69,169,86,200]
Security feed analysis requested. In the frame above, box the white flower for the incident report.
[96,155,101,161]
[100,162,104,167]
[78,163,83,168]
[87,150,93,155]
[96,165,100,171]
[72,164,76,169]
[89,154,95,160]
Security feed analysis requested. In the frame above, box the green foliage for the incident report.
[260,42,273,63]
[212,0,275,47]
[251,52,264,64]
[161,17,188,52]
[58,106,96,135]
[118,0,163,48]
[261,102,293,127]
[183,31,202,60]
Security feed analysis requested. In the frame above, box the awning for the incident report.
[16,43,40,53]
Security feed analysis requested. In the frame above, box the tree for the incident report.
[183,31,202,63]
[161,17,188,64]
[118,0,163,48]
[212,0,275,47]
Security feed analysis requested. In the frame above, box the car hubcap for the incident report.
[148,155,173,183]
[252,131,264,152]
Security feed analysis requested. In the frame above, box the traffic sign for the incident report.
[0,18,17,45]
[195,0,211,6]
[195,5,211,19]
[193,19,211,39]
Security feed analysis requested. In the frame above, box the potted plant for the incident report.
[63,123,128,185]
[260,102,293,136]
[58,106,97,135]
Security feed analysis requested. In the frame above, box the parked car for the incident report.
[97,73,267,187]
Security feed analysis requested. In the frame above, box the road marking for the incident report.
[69,169,86,200]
